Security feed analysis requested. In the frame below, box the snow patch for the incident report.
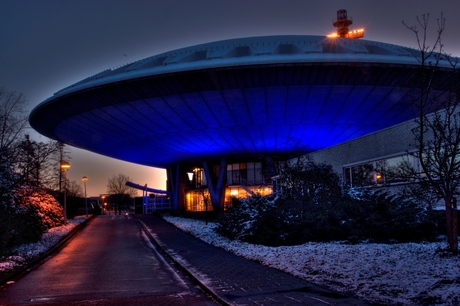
[163,215,460,306]
[0,217,86,275]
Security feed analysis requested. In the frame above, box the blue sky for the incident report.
[1,0,459,196]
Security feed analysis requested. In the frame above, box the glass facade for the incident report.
[186,190,212,212]
[185,162,271,212]
[227,162,263,185]
[189,168,206,188]
[224,186,273,209]
[344,154,413,187]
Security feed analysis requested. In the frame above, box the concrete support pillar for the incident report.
[203,158,227,211]
[167,164,186,211]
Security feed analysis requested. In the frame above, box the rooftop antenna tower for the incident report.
[329,9,364,39]
[333,9,353,37]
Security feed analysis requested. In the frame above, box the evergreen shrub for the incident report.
[217,191,441,246]
[216,158,443,246]
[0,201,46,254]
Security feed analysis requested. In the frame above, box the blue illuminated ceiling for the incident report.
[29,35,457,167]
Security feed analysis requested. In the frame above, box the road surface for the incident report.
[0,214,217,305]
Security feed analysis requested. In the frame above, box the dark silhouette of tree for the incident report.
[276,155,342,210]
[67,180,83,198]
[0,88,29,194]
[403,13,459,252]
[107,173,137,214]
[16,135,61,188]
[0,88,65,248]
[0,88,62,192]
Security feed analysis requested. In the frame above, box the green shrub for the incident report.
[0,188,64,255]
[216,189,441,246]
[0,201,46,255]
[217,195,287,245]
[217,157,443,246]
[342,189,436,243]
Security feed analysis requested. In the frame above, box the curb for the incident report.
[0,215,96,287]
[134,216,232,306]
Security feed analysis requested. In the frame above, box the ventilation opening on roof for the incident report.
[224,46,254,58]
[91,69,114,80]
[126,56,169,71]
[272,44,304,55]
[363,44,412,56]
[175,51,208,63]
[322,43,350,54]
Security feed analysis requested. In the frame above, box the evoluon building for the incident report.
[29,34,458,212]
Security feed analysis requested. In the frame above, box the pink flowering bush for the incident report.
[13,188,64,229]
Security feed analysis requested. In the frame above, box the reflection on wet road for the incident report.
[0,214,217,305]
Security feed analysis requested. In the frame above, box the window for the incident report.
[351,163,374,186]
[377,155,410,184]
[186,190,212,212]
[344,154,413,187]
[247,162,255,183]
[227,162,263,185]
[189,168,206,188]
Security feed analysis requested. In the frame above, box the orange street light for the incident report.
[60,161,71,224]
[101,195,106,214]
[82,176,88,217]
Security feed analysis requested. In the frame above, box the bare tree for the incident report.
[0,87,73,199]
[107,173,137,196]
[0,88,29,194]
[16,135,61,188]
[403,13,460,252]
[0,88,28,153]
[107,173,137,214]
[66,180,84,198]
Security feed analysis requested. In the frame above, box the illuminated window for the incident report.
[186,190,212,212]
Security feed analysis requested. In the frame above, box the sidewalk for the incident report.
[136,215,371,306]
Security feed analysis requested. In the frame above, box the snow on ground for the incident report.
[1,215,458,305]
[0,217,87,276]
[163,215,460,306]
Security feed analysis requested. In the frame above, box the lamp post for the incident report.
[82,176,88,217]
[60,161,71,224]
[101,195,106,214]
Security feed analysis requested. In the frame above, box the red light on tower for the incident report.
[329,9,364,39]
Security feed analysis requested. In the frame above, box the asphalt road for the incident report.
[0,214,218,305]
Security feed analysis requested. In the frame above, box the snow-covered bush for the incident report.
[217,189,442,246]
[338,190,437,242]
[216,194,286,245]
[217,157,446,246]
[277,156,342,205]
[13,188,64,229]
[1,188,64,255]
[0,200,46,254]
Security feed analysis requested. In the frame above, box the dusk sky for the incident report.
[2,0,460,197]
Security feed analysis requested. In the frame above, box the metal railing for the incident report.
[144,196,172,213]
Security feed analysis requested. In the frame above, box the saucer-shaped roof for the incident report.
[29,35,456,167]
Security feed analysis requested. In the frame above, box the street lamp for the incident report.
[187,171,194,184]
[82,176,88,217]
[101,195,106,214]
[60,161,71,224]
